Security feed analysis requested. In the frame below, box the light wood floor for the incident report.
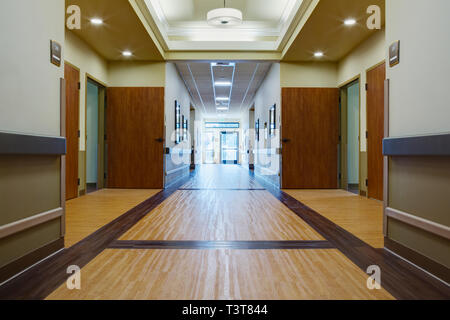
[283,190,384,248]
[52,166,391,300]
[120,190,323,241]
[182,164,263,189]
[47,248,393,300]
[65,189,161,247]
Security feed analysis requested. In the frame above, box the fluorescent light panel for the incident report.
[215,81,232,86]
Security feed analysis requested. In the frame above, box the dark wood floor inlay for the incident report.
[178,188,266,191]
[109,240,335,250]
[252,173,450,300]
[0,174,192,300]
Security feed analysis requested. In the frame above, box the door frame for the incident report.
[338,76,361,193]
[220,131,239,164]
[84,73,107,193]
[365,60,386,200]
[64,60,80,200]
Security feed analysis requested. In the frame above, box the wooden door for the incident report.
[64,63,80,200]
[367,62,385,201]
[282,88,339,189]
[106,87,165,189]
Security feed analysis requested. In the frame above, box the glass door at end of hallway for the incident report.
[220,132,239,164]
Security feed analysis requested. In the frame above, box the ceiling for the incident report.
[141,0,308,51]
[283,0,386,61]
[65,0,163,60]
[65,0,386,63]
[176,61,272,118]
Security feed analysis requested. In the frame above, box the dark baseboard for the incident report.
[384,237,450,284]
[0,238,64,285]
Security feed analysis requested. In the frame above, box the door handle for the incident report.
[155,138,164,143]
[282,139,290,143]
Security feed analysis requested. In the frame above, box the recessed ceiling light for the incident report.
[207,8,243,26]
[122,51,132,57]
[314,52,324,58]
[215,81,232,86]
[344,18,356,26]
[217,107,229,111]
[216,97,229,101]
[90,18,103,25]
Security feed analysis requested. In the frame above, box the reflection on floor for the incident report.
[120,190,323,241]
[65,189,161,247]
[182,164,263,190]
[48,165,392,300]
[283,189,384,248]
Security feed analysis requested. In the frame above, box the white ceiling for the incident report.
[176,61,272,118]
[143,0,307,51]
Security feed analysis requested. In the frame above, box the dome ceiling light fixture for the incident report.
[207,0,243,26]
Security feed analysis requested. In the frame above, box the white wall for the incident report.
[254,63,281,146]
[165,63,192,149]
[65,30,108,150]
[0,0,64,136]
[386,1,450,137]
[338,29,386,151]
[251,63,281,179]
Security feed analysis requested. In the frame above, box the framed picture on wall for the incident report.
[181,115,185,141]
[269,104,276,136]
[255,119,260,141]
[183,119,188,141]
[264,122,268,140]
[175,101,181,144]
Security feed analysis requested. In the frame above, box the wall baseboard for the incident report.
[384,237,450,284]
[0,237,64,285]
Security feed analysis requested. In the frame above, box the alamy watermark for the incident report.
[66,265,81,290]
[366,265,381,290]
[66,5,381,30]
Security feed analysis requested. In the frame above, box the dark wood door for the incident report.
[367,62,385,201]
[282,88,339,189]
[64,63,80,200]
[106,87,165,189]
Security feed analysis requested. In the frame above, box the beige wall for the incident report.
[385,0,450,276]
[108,61,165,87]
[280,62,337,88]
[338,28,386,152]
[386,1,450,137]
[65,30,109,151]
[0,0,64,271]
[0,0,64,136]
